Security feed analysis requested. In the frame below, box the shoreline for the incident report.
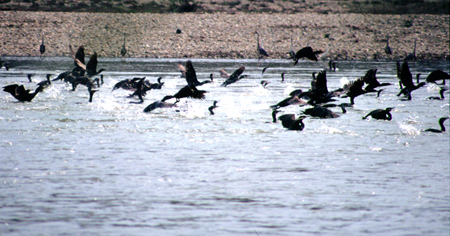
[1,11,449,60]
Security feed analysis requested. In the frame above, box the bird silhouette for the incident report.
[255,31,269,60]
[293,46,323,65]
[426,70,450,85]
[184,60,213,86]
[278,114,308,131]
[143,100,178,112]
[404,39,417,61]
[3,84,45,102]
[424,117,449,133]
[397,61,426,100]
[427,87,448,100]
[362,107,394,120]
[161,85,207,102]
[208,101,218,115]
[384,35,392,55]
[303,104,346,118]
[40,35,45,57]
[121,35,127,57]
[220,66,247,87]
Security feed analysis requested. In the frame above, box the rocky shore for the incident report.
[1,11,449,60]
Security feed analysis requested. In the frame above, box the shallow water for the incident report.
[0,57,449,236]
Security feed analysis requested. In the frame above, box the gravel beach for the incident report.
[1,11,448,60]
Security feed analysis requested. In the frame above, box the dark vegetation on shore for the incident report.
[0,0,448,14]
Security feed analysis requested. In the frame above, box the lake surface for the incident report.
[1,57,449,236]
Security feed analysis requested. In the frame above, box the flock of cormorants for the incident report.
[1,32,449,133]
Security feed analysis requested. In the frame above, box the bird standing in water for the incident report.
[362,107,394,121]
[424,117,449,133]
[255,31,269,60]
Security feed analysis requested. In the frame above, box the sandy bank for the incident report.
[1,11,448,60]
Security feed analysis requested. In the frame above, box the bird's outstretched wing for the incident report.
[221,66,246,87]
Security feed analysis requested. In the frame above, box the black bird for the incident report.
[384,35,392,55]
[208,101,218,115]
[397,61,426,100]
[147,77,165,89]
[426,70,450,85]
[220,66,247,87]
[281,72,286,82]
[271,109,280,123]
[129,78,147,104]
[255,31,269,60]
[161,85,207,102]
[404,39,417,61]
[303,104,346,118]
[261,80,269,88]
[278,114,308,131]
[89,90,97,103]
[40,35,45,56]
[112,77,142,91]
[328,60,337,71]
[341,78,367,105]
[37,74,53,90]
[184,60,213,86]
[293,46,323,65]
[0,59,10,71]
[121,35,127,57]
[143,100,178,113]
[362,107,394,121]
[424,117,449,133]
[27,74,33,82]
[427,87,448,100]
[362,69,392,92]
[82,52,105,77]
[270,94,308,110]
[3,84,45,102]
[262,66,269,76]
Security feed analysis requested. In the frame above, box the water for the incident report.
[1,57,449,235]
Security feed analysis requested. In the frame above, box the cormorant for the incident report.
[328,60,337,71]
[147,77,164,89]
[426,70,450,85]
[281,72,286,82]
[271,109,280,123]
[143,100,178,113]
[255,31,269,60]
[303,104,346,118]
[3,84,45,102]
[40,35,45,56]
[397,61,426,99]
[37,74,53,90]
[208,101,218,115]
[424,117,449,133]
[184,60,213,86]
[89,90,97,103]
[427,87,448,100]
[112,77,143,91]
[278,114,308,131]
[121,35,127,57]
[262,66,269,76]
[261,80,269,88]
[384,35,392,55]
[161,85,207,102]
[220,66,247,87]
[293,46,323,65]
[270,94,308,110]
[341,77,377,105]
[362,69,392,92]
[362,107,394,120]
[27,74,33,82]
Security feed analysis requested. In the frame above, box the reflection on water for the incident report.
[0,57,449,235]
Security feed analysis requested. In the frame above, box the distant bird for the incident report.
[184,60,213,86]
[384,35,392,55]
[341,77,375,105]
[362,107,394,120]
[3,84,45,102]
[271,109,280,123]
[293,46,323,65]
[328,60,337,71]
[261,66,269,76]
[260,80,269,88]
[121,35,127,57]
[426,70,450,85]
[424,117,449,133]
[0,58,10,71]
[39,35,45,56]
[220,66,247,87]
[208,101,218,115]
[281,72,286,82]
[404,39,417,61]
[83,52,105,77]
[278,114,308,131]
[129,78,147,104]
[397,61,426,100]
[376,89,384,98]
[287,35,296,61]
[303,104,346,118]
[27,74,33,82]
[427,87,448,100]
[161,85,207,102]
[112,77,142,91]
[147,77,164,89]
[255,31,269,60]
[176,28,182,34]
[143,100,178,113]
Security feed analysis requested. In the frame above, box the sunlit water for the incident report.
[1,57,449,236]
